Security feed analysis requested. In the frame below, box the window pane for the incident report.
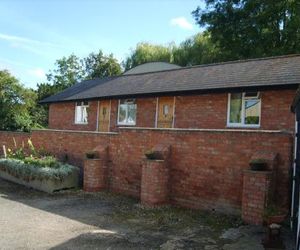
[163,105,169,115]
[75,106,82,122]
[127,104,136,124]
[244,99,260,125]
[118,104,127,123]
[229,93,242,123]
[82,107,88,123]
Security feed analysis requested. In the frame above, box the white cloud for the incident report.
[170,17,194,30]
[0,32,66,57]
[0,32,61,48]
[28,68,46,80]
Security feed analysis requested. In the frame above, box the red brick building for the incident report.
[43,57,298,133]
[2,55,300,224]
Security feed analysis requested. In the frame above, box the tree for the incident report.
[193,0,300,60]
[0,70,36,131]
[172,32,221,66]
[46,54,85,90]
[123,43,173,70]
[35,51,122,127]
[84,50,122,79]
[122,35,221,70]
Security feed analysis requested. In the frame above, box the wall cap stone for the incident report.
[118,127,292,134]
[32,129,118,135]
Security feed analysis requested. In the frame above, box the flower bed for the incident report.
[0,138,79,193]
[0,158,79,193]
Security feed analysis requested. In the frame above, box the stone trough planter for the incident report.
[0,163,79,193]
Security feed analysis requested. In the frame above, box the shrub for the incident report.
[23,156,60,169]
[6,138,51,160]
[0,158,78,182]
[249,158,268,171]
[144,149,163,160]
[85,151,99,159]
[7,147,26,160]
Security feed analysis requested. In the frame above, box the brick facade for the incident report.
[83,159,108,192]
[49,101,98,131]
[242,170,273,225]
[0,88,295,222]
[141,159,170,206]
[48,89,296,132]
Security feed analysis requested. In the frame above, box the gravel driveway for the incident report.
[0,178,293,250]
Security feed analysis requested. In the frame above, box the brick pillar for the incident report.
[84,159,107,192]
[242,170,273,225]
[141,160,169,206]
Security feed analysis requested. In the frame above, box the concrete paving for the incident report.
[0,178,292,250]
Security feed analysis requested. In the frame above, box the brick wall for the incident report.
[242,170,273,225]
[0,128,292,215]
[113,128,292,214]
[141,160,169,206]
[175,93,227,129]
[48,89,296,132]
[49,101,98,131]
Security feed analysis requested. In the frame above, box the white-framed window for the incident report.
[117,99,137,125]
[227,92,261,127]
[75,101,89,124]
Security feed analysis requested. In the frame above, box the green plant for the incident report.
[27,138,37,157]
[263,204,282,218]
[7,138,52,160]
[0,158,78,182]
[23,156,60,169]
[85,151,99,159]
[7,147,26,160]
[249,158,268,171]
[263,204,287,225]
[145,150,163,160]
[37,148,52,157]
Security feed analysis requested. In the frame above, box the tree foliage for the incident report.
[33,50,122,127]
[46,54,85,90]
[193,0,300,60]
[0,70,37,131]
[84,51,122,79]
[172,32,221,66]
[123,43,173,70]
[123,34,221,70]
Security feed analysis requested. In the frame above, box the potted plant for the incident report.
[263,204,287,225]
[144,149,163,160]
[249,158,268,171]
[85,151,99,159]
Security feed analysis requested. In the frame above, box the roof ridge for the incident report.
[119,54,300,77]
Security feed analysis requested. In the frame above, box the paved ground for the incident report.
[0,178,294,250]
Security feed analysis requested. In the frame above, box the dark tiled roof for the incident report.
[40,55,300,104]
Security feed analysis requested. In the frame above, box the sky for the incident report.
[0,0,204,89]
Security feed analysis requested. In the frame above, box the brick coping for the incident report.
[32,129,119,135]
[0,128,292,135]
[119,127,292,134]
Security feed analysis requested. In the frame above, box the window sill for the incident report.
[117,123,136,126]
[74,123,89,125]
[226,124,260,129]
